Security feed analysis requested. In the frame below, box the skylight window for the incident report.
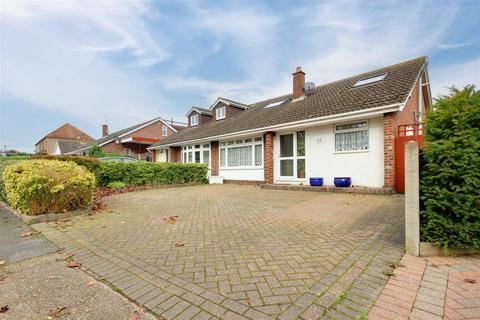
[264,100,287,109]
[353,73,388,87]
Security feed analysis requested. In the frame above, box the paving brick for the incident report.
[200,301,227,318]
[37,185,407,320]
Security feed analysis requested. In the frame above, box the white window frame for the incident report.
[191,114,199,126]
[216,106,226,120]
[278,131,306,179]
[181,143,210,167]
[219,136,263,169]
[162,125,168,136]
[333,120,369,153]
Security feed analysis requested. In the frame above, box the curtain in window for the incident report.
[203,150,209,165]
[227,146,252,166]
[220,149,226,167]
[254,144,262,166]
[335,130,369,151]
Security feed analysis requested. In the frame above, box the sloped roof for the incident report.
[55,140,87,154]
[36,123,94,145]
[186,107,213,117]
[151,56,426,147]
[67,117,181,153]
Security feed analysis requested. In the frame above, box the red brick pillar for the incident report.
[210,141,219,176]
[264,132,274,184]
[152,150,157,162]
[383,113,396,188]
[169,146,181,163]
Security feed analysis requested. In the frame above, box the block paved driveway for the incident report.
[35,185,406,319]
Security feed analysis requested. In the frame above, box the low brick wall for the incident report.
[261,184,394,194]
[223,180,264,185]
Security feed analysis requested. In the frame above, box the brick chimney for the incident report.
[102,124,109,137]
[292,66,305,100]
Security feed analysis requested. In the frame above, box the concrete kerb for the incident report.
[1,201,91,225]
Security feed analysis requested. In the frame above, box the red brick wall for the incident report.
[292,67,305,99]
[189,111,212,126]
[383,76,427,188]
[212,102,244,121]
[210,141,219,176]
[100,120,175,160]
[124,121,175,140]
[264,132,274,184]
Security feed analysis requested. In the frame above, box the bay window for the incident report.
[334,121,369,152]
[220,136,263,168]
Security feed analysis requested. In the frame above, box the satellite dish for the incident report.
[304,82,315,94]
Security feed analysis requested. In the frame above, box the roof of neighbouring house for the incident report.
[151,56,427,148]
[67,117,186,153]
[35,123,94,146]
[55,140,88,154]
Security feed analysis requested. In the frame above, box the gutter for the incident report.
[148,102,402,150]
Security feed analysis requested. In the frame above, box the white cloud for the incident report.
[295,0,459,86]
[429,58,480,98]
[0,0,172,128]
[436,42,476,50]
[0,0,168,66]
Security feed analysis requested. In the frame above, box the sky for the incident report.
[1,0,479,152]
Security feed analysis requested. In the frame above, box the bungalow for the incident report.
[68,117,186,161]
[149,57,431,189]
[35,123,94,155]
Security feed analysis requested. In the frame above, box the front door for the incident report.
[279,131,306,180]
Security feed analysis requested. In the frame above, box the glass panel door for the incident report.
[280,134,294,177]
[279,132,306,178]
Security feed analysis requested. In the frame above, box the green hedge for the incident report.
[96,161,208,187]
[30,155,101,175]
[420,85,480,250]
[2,160,96,215]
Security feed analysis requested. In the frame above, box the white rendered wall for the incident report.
[218,168,264,181]
[273,116,385,187]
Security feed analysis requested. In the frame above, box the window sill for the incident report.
[333,149,370,154]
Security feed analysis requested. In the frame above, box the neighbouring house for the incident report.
[68,117,186,161]
[35,123,94,155]
[149,57,431,190]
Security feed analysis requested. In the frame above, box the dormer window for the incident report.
[216,106,226,120]
[191,114,199,126]
[162,125,168,136]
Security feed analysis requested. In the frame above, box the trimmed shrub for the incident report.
[420,85,480,250]
[96,161,208,187]
[106,181,127,189]
[0,158,23,202]
[30,155,101,175]
[2,160,96,215]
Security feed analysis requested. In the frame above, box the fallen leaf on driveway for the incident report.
[0,305,8,313]
[128,310,141,320]
[20,230,33,237]
[47,275,59,281]
[175,243,185,247]
[85,281,95,287]
[47,306,66,317]
[0,260,5,265]
[0,275,7,282]
[66,261,81,269]
[464,278,477,284]
[164,216,178,224]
